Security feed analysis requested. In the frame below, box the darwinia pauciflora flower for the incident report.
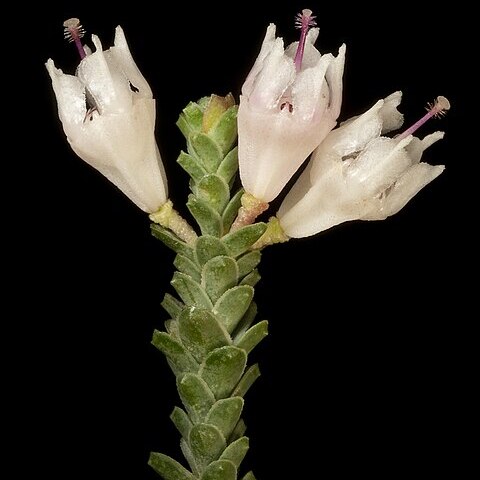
[47,19,168,214]
[235,9,346,228]
[277,93,449,238]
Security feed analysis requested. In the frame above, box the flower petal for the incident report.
[379,91,404,133]
[278,160,355,237]
[363,162,445,220]
[309,99,384,182]
[46,59,86,127]
[324,43,346,120]
[404,131,444,164]
[247,37,295,110]
[345,136,413,196]
[76,35,132,115]
[292,53,331,120]
[108,26,153,99]
[242,24,278,97]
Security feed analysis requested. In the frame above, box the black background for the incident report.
[13,1,471,478]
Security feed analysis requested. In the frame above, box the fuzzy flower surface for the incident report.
[238,11,346,203]
[46,24,167,213]
[277,92,446,238]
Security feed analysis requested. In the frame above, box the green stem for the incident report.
[148,96,267,480]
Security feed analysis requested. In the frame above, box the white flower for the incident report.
[277,92,446,238]
[238,13,346,203]
[46,25,168,213]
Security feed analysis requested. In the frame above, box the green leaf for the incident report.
[202,256,239,304]
[201,459,237,480]
[232,364,261,398]
[206,397,244,439]
[222,189,243,233]
[217,147,238,186]
[214,286,254,334]
[235,320,268,354]
[151,224,194,259]
[232,303,257,339]
[236,250,261,279]
[177,101,204,138]
[177,373,216,423]
[170,407,192,440]
[201,346,247,399]
[220,437,249,469]
[187,196,223,237]
[189,133,223,173]
[164,319,180,340]
[222,223,267,257]
[189,423,226,470]
[177,116,192,139]
[174,254,201,283]
[239,269,261,287]
[197,175,230,214]
[229,419,247,443]
[210,106,238,156]
[181,439,200,476]
[171,272,213,309]
[177,151,208,182]
[241,472,257,480]
[148,452,194,480]
[195,236,229,267]
[151,331,198,375]
[178,307,231,363]
[197,96,211,109]
[202,95,234,134]
[162,293,184,320]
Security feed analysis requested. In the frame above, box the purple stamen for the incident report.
[294,9,316,72]
[396,96,450,141]
[63,18,86,60]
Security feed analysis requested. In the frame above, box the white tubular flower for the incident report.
[278,92,449,238]
[238,9,346,203]
[46,19,168,213]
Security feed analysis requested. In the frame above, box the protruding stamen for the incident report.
[294,9,317,72]
[63,18,86,60]
[396,96,451,141]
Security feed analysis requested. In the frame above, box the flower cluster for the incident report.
[46,11,450,480]
[47,11,448,238]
